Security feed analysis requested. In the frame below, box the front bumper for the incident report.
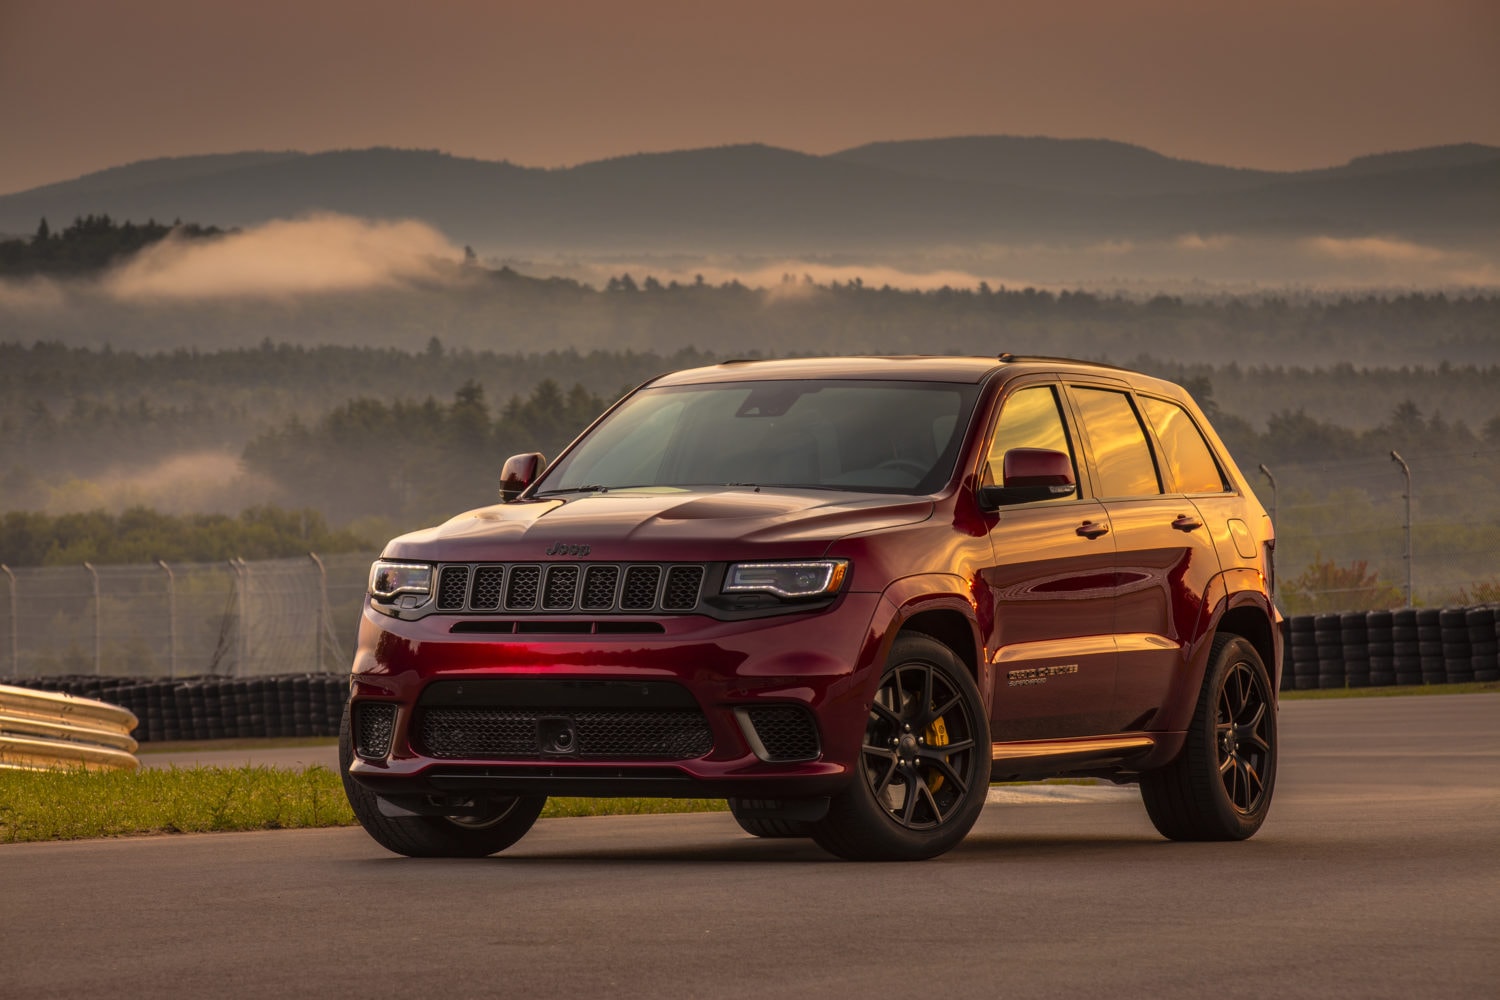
[345,592,892,801]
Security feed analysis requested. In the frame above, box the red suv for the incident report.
[341,355,1280,861]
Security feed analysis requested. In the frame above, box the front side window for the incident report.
[982,385,1078,501]
[1070,388,1162,499]
[537,379,981,495]
[1140,396,1227,494]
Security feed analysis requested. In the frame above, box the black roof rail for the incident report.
[996,353,1129,372]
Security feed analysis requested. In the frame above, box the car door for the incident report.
[1064,383,1223,733]
[979,380,1119,741]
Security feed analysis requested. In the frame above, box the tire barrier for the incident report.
[2,674,347,744]
[0,683,140,771]
[1271,604,1499,691]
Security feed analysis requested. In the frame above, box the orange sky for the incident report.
[2,0,1497,194]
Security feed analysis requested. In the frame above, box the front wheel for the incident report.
[339,706,546,858]
[1140,634,1277,841]
[811,634,990,861]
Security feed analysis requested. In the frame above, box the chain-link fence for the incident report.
[1258,446,1500,613]
[0,552,376,679]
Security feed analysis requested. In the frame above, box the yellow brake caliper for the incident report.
[923,714,949,793]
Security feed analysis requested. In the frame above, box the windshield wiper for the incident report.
[532,484,610,497]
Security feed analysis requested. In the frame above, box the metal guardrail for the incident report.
[0,683,140,771]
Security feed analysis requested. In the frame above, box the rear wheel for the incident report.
[339,706,546,858]
[811,634,990,861]
[1140,634,1277,840]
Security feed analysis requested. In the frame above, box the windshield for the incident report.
[538,379,981,495]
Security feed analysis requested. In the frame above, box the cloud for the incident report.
[0,275,66,310]
[102,214,464,300]
[1302,235,1451,264]
[40,451,280,516]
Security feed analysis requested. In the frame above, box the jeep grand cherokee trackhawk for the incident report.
[341,355,1280,861]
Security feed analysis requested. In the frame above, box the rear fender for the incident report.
[1158,570,1276,732]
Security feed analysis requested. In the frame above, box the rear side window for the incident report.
[1070,388,1162,498]
[1140,396,1228,494]
[983,385,1078,500]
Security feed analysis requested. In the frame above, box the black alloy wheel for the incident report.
[812,634,990,861]
[1215,659,1273,815]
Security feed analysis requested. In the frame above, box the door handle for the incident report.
[1076,520,1109,539]
[1172,514,1203,532]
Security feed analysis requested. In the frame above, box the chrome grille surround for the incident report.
[430,562,707,615]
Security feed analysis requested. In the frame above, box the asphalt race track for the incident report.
[3,694,1496,999]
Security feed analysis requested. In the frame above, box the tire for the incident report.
[1140,634,1277,841]
[809,634,990,862]
[338,707,546,858]
[727,799,812,839]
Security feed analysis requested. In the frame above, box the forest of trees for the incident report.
[0,506,369,566]
[0,214,224,275]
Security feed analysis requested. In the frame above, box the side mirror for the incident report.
[978,448,1076,509]
[499,452,545,502]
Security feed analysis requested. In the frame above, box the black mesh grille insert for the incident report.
[621,566,661,610]
[437,567,470,611]
[746,706,820,762]
[663,566,704,611]
[506,565,541,610]
[470,566,505,610]
[418,707,713,760]
[543,565,580,611]
[430,562,702,614]
[354,702,397,761]
[581,565,619,610]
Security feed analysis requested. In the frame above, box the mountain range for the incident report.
[1,137,1496,253]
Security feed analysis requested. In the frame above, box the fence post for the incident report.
[157,559,177,679]
[309,552,328,673]
[1389,450,1413,607]
[230,558,248,678]
[1257,463,1277,528]
[1,564,16,678]
[83,561,101,675]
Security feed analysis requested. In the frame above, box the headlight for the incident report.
[723,560,848,600]
[368,560,434,601]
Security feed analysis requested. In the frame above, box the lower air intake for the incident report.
[418,708,713,761]
[744,706,821,762]
[354,702,398,761]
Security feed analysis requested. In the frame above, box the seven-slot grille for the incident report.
[434,563,705,614]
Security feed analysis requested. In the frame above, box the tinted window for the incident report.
[1140,396,1227,494]
[983,385,1077,500]
[1071,388,1161,498]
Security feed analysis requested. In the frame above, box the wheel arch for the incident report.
[899,607,982,681]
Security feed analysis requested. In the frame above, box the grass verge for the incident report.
[0,765,728,844]
[1281,680,1500,700]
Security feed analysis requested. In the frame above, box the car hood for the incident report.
[382,488,934,562]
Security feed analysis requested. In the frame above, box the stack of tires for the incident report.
[1439,608,1473,684]
[1340,611,1371,689]
[1314,612,1345,689]
[1391,609,1422,686]
[1471,607,1500,683]
[1287,615,1318,690]
[1366,610,1396,687]
[1417,609,1445,685]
